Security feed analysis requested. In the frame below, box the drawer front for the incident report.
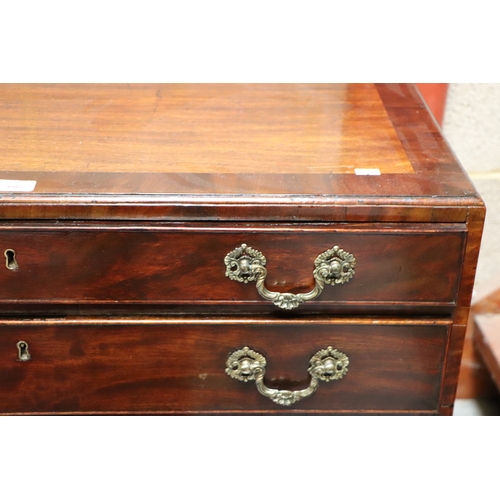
[0,318,449,414]
[0,223,465,311]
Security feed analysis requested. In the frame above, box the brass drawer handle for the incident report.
[226,346,349,406]
[224,244,355,309]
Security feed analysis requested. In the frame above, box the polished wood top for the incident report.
[0,84,483,221]
[0,84,413,175]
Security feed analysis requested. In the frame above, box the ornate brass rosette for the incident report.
[224,244,266,284]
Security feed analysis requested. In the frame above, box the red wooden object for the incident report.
[415,83,449,126]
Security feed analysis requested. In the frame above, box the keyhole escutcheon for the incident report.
[17,341,31,362]
[4,249,18,271]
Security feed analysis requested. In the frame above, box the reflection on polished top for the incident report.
[0,84,482,217]
[0,84,413,175]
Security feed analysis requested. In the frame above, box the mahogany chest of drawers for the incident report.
[0,83,484,415]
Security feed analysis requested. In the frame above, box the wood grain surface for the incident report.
[0,222,465,310]
[0,84,413,175]
[0,317,450,414]
[0,84,483,222]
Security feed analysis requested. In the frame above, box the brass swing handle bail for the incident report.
[224,244,356,310]
[225,346,349,406]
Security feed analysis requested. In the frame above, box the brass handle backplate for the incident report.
[226,346,349,406]
[224,244,356,309]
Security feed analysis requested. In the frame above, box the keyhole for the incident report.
[4,249,18,271]
[17,341,31,362]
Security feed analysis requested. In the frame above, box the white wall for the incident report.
[443,84,500,175]
[442,84,500,300]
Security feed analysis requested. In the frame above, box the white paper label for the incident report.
[0,180,37,192]
[354,168,381,176]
